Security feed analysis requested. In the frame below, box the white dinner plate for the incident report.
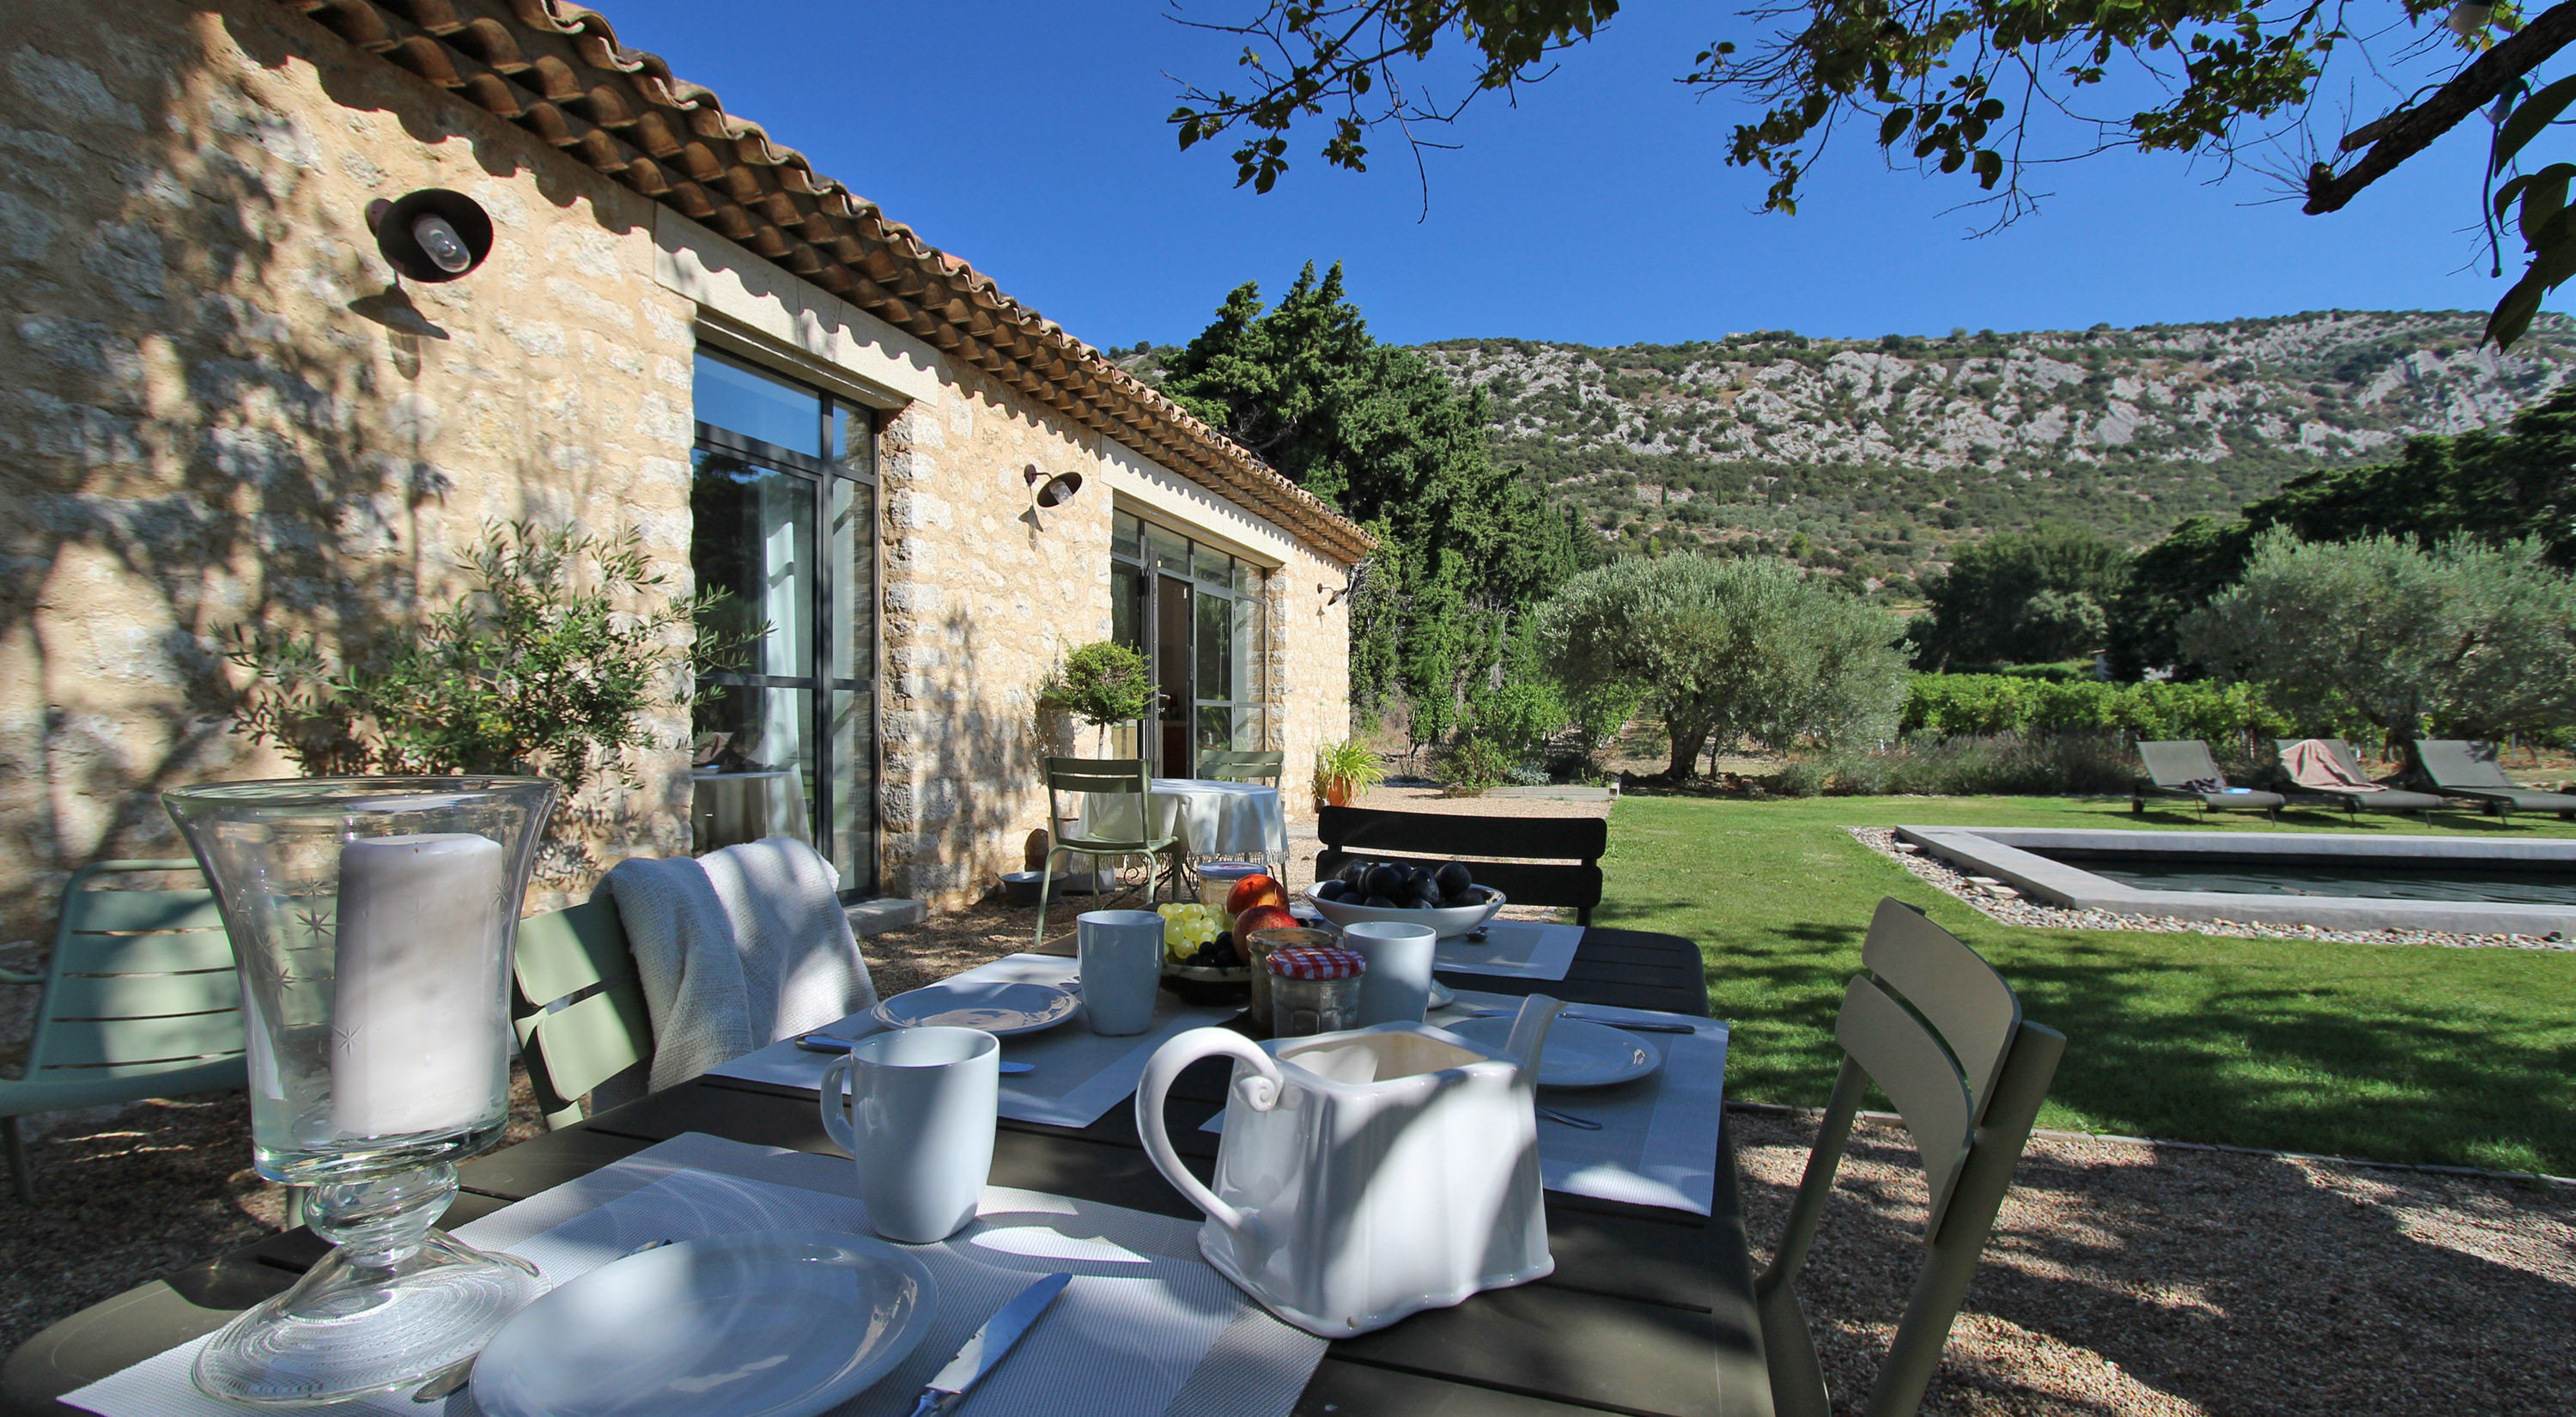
[1443,1015,1662,1089]
[471,1230,938,1417]
[871,979,1080,1036]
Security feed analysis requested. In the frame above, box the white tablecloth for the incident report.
[1069,778,1286,857]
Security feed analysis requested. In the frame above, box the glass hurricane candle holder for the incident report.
[162,776,560,1406]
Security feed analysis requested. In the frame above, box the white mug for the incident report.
[818,1025,998,1243]
[1341,921,1437,1025]
[1076,909,1165,1037]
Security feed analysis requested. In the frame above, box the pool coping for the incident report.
[1893,825,2576,934]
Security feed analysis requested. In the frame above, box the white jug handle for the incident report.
[1134,1027,1281,1232]
[1503,994,1566,1073]
[817,1053,857,1154]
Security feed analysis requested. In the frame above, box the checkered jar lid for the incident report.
[1264,946,1367,980]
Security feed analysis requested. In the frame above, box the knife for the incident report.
[907,1272,1072,1416]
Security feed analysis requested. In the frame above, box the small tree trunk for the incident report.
[1666,723,1711,781]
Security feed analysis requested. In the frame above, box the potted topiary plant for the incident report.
[1313,737,1387,810]
[1037,641,1155,755]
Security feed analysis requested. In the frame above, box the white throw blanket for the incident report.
[604,838,878,1092]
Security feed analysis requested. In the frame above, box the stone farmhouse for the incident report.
[0,0,1369,940]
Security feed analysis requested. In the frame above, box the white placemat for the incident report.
[707,955,1238,1128]
[1072,780,1288,857]
[1434,920,1582,981]
[66,1133,1327,1417]
[1199,993,1727,1215]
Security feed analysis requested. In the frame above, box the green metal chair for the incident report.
[1756,897,2066,1417]
[1195,750,1285,786]
[510,895,655,1129]
[1033,757,1182,950]
[3,861,246,1203]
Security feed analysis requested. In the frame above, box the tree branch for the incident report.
[2307,1,2576,214]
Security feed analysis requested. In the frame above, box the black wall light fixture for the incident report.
[1024,464,1084,508]
[367,189,494,283]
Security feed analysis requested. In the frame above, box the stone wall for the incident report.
[0,0,697,946]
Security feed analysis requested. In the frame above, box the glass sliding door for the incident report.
[1108,508,1267,777]
[690,349,878,894]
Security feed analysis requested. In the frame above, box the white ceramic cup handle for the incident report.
[1133,1027,1281,1232]
[817,1053,857,1153]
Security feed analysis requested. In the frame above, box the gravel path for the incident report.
[1850,826,2576,952]
[1733,1108,2576,1416]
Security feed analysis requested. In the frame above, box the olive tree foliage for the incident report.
[1535,556,1909,779]
[1166,1,2576,343]
[2178,529,2576,739]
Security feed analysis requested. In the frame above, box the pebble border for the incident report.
[1847,825,2576,952]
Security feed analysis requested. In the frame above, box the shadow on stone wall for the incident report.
[1,3,674,945]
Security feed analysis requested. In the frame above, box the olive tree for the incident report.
[2178,529,2576,740]
[1535,555,1908,779]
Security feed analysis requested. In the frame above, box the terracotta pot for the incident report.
[1324,777,1354,807]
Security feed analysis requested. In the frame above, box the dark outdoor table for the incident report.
[3,927,1769,1417]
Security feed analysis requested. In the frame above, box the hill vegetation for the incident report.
[1127,310,2576,593]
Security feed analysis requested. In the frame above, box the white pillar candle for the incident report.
[329,833,507,1139]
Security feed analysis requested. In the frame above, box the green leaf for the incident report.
[2522,164,2576,248]
[1973,149,2004,187]
[2494,75,2576,170]
[1879,107,1911,146]
[2495,172,2539,221]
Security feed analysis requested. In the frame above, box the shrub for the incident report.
[1773,730,2137,797]
[1439,736,1516,791]
[1038,641,1155,746]
[1902,673,2291,745]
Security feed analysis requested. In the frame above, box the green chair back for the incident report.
[510,895,654,1129]
[1034,757,1182,950]
[2135,739,2224,788]
[1195,750,1284,786]
[2414,739,2518,790]
[1754,898,2065,1417]
[4,861,246,1201]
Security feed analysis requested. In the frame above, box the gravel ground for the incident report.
[1732,1107,2576,1416]
[1850,827,2576,952]
[11,788,2573,1412]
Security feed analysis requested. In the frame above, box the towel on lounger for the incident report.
[2281,739,2385,794]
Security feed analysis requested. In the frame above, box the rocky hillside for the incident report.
[1421,311,2576,588]
[1121,310,2576,592]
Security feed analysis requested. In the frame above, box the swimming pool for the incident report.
[1895,826,2576,934]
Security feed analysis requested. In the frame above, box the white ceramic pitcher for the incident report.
[1133,996,1565,1337]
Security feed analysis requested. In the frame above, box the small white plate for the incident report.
[471,1230,937,1417]
[1444,1015,1662,1089]
[871,979,1080,1036]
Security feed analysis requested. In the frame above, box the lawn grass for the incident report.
[1595,794,2576,1176]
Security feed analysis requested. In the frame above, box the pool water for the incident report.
[2033,853,2576,906]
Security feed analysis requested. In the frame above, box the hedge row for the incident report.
[1902,674,2293,742]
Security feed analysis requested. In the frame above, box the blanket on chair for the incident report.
[2281,739,2385,794]
[605,838,878,1092]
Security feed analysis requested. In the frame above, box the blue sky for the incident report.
[593,2,2524,349]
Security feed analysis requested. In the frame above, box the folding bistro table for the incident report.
[2,925,1769,1417]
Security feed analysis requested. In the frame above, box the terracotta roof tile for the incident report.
[274,0,1374,563]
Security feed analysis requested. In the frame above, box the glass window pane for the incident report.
[690,684,816,852]
[1196,546,1229,587]
[1195,704,1231,762]
[1111,563,1147,654]
[695,352,822,457]
[830,689,874,891]
[1234,559,1258,594]
[1146,524,1188,575]
[1195,589,1231,703]
[1232,706,1263,751]
[832,404,875,478]
[1113,511,1142,561]
[1233,593,1260,708]
[830,478,873,683]
[692,451,817,678]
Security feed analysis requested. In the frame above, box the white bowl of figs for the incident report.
[1304,860,1505,940]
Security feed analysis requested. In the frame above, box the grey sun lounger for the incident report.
[2412,740,2576,818]
[2131,740,2285,816]
[2273,739,2447,818]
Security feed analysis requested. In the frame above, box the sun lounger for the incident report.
[2410,740,2576,818]
[2274,739,2446,818]
[2132,740,2285,816]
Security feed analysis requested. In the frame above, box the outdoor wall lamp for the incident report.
[1024,465,1084,508]
[368,189,494,283]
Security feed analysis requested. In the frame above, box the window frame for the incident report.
[1109,507,1270,775]
[690,348,881,897]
